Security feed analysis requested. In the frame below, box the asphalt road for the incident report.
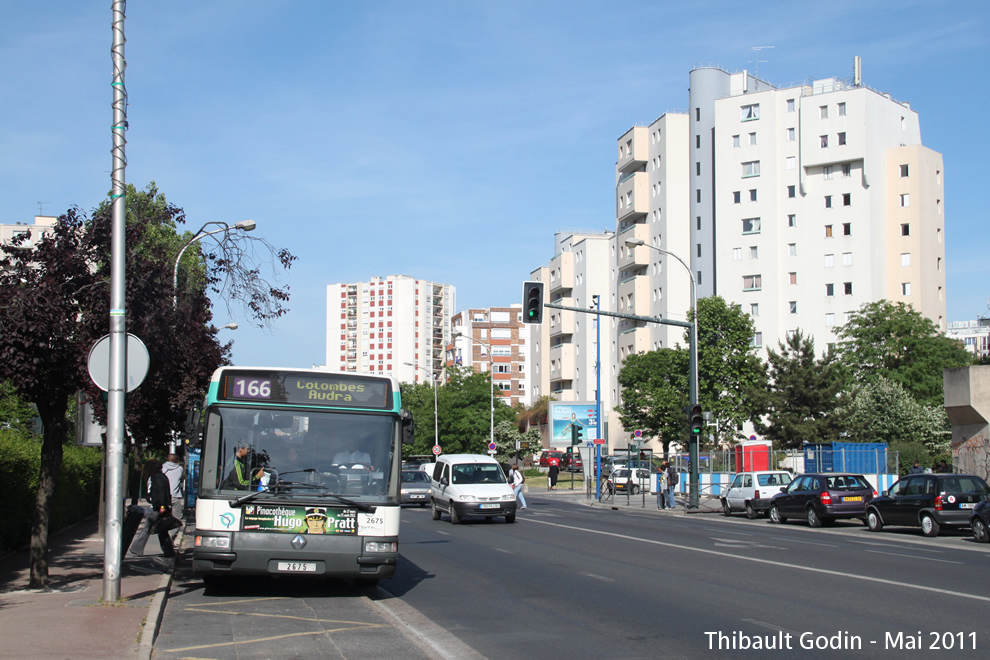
[153,494,989,659]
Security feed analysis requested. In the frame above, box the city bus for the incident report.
[191,367,413,585]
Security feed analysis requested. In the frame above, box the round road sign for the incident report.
[634,429,643,438]
[87,333,149,392]
[488,442,497,451]
[432,445,442,455]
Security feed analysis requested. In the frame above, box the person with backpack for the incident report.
[666,462,678,509]
[509,464,527,509]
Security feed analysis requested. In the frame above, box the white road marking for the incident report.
[580,572,615,582]
[864,549,962,564]
[526,518,990,603]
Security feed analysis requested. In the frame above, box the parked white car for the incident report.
[609,467,657,495]
[721,471,793,519]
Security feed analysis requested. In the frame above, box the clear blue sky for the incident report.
[2,1,987,367]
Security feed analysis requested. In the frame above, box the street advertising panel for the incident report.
[241,504,357,535]
[549,402,598,448]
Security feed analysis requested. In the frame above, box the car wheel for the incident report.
[920,512,940,537]
[807,506,823,528]
[867,509,883,532]
[769,504,786,524]
[721,499,732,516]
[745,502,759,520]
[973,517,990,543]
[505,513,516,524]
[449,503,460,525]
[431,499,441,521]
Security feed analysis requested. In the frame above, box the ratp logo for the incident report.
[219,513,235,528]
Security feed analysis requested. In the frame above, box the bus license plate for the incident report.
[480,503,499,509]
[277,561,316,573]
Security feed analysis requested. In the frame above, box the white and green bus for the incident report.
[191,367,413,585]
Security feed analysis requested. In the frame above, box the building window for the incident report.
[749,132,757,146]
[751,332,763,348]
[900,164,909,177]
[825,283,835,296]
[838,132,846,145]
[900,193,910,207]
[843,193,851,206]
[787,185,796,198]
[751,303,760,316]
[743,275,762,291]
[820,105,828,119]
[697,271,702,285]
[825,195,833,208]
[824,165,833,179]
[749,189,758,201]
[697,243,702,258]
[734,191,741,204]
[697,189,701,202]
[843,223,852,236]
[786,156,796,170]
[742,217,761,234]
[902,282,912,296]
[750,246,759,259]
[842,163,851,177]
[825,225,833,238]
[696,107,700,121]
[697,216,702,230]
[826,313,836,327]
[788,214,796,227]
[842,252,853,266]
[742,161,761,177]
[696,135,701,148]
[789,301,798,314]
[733,247,742,261]
[786,127,795,141]
[838,102,846,116]
[787,99,795,112]
[901,223,910,236]
[789,272,798,285]
[824,254,835,268]
[901,252,911,266]
[788,243,797,256]
[741,104,760,121]
[844,282,853,295]
[820,135,829,148]
[733,134,741,147]
[696,161,701,175]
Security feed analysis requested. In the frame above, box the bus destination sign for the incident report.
[219,370,391,409]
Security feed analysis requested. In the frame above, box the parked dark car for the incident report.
[866,473,990,537]
[563,451,583,472]
[769,473,876,527]
[972,499,990,543]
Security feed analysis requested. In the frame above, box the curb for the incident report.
[137,528,183,660]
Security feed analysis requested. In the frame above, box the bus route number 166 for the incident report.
[233,377,272,399]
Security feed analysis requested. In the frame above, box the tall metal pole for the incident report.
[594,295,602,500]
[104,0,127,602]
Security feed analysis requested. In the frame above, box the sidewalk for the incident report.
[534,480,723,514]
[0,516,176,660]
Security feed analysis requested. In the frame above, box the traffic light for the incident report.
[689,404,704,437]
[571,424,584,446]
[522,281,544,324]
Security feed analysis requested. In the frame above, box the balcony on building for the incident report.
[548,251,575,294]
[616,126,648,174]
[548,308,576,338]
[619,325,651,357]
[617,272,651,317]
[617,223,651,270]
[549,343,575,381]
[616,171,649,223]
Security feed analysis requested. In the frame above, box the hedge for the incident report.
[0,431,102,553]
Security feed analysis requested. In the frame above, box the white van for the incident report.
[429,454,517,524]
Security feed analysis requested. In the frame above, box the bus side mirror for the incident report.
[400,409,415,445]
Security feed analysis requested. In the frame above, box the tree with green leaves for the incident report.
[834,300,973,408]
[753,330,846,449]
[690,296,768,446]
[616,348,689,457]
[834,376,950,453]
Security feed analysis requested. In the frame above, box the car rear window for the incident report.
[940,477,990,494]
[402,471,430,483]
[826,475,870,490]
[758,473,791,487]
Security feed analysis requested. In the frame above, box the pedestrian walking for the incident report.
[128,459,176,558]
[548,456,560,490]
[666,462,678,509]
[509,464,527,509]
[162,453,185,529]
[656,468,667,509]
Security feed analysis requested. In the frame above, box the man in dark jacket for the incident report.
[129,459,175,558]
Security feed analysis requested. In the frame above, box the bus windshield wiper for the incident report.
[312,493,377,513]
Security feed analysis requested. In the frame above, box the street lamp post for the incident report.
[172,220,256,309]
[624,237,700,509]
[404,362,439,449]
[452,331,494,451]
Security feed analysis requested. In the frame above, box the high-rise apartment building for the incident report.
[447,306,529,408]
[326,275,455,383]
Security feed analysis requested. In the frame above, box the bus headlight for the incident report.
[364,541,397,553]
[195,534,231,550]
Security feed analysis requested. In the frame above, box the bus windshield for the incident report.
[202,406,395,501]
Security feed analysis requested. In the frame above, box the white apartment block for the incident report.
[690,63,945,353]
[1,216,57,249]
[326,275,455,384]
[529,231,615,438]
[947,320,990,360]
[447,306,530,408]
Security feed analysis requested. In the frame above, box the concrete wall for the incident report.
[943,365,990,480]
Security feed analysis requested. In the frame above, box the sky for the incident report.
[2,1,988,368]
